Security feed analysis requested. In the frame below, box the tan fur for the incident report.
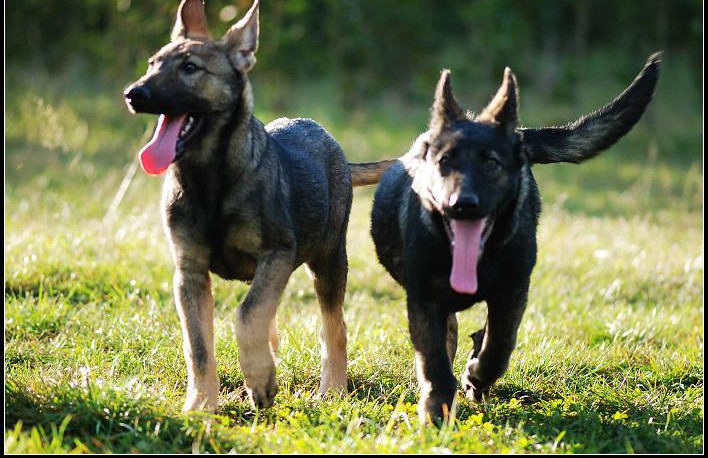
[350,159,398,186]
[172,0,210,41]
[174,269,219,411]
[127,0,397,413]
[235,253,294,408]
[269,319,279,358]
[318,307,348,394]
[163,219,220,411]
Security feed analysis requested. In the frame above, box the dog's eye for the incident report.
[182,62,199,74]
[147,59,155,68]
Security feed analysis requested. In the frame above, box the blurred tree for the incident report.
[6,0,702,102]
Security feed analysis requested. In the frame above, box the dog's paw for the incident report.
[182,376,220,413]
[462,361,491,402]
[239,342,279,408]
[418,390,456,426]
[318,371,347,396]
[245,375,278,409]
[182,394,218,413]
[462,376,490,402]
[317,382,347,399]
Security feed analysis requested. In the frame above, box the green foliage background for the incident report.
[7,0,702,103]
[5,0,703,454]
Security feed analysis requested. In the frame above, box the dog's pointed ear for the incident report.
[429,69,466,132]
[478,67,519,135]
[220,0,260,72]
[172,0,210,42]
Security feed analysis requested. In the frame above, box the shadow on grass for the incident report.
[460,382,703,453]
[6,366,702,453]
[333,370,702,453]
[5,374,703,453]
[4,377,240,453]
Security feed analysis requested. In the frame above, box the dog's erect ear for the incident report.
[429,69,466,132]
[220,0,260,72]
[478,68,519,135]
[172,0,210,42]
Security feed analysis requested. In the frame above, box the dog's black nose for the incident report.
[124,85,151,102]
[450,193,480,218]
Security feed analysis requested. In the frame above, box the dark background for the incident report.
[7,0,701,106]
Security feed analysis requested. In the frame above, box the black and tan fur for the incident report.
[370,55,660,423]
[124,0,390,412]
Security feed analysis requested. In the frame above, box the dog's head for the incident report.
[124,0,260,174]
[409,69,526,294]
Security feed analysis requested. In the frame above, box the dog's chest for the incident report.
[163,168,262,281]
[205,209,263,280]
[189,215,258,281]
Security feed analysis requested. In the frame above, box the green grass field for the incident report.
[4,63,703,453]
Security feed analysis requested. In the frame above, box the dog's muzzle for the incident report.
[124,84,161,114]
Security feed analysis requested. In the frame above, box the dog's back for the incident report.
[266,117,353,248]
[267,117,352,189]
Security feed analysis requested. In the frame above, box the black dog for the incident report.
[370,54,660,422]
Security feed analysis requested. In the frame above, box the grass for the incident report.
[4,61,703,453]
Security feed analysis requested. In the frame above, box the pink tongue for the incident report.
[138,114,188,175]
[450,218,486,294]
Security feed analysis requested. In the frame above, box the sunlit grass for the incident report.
[4,66,703,453]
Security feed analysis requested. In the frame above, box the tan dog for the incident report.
[124,0,391,412]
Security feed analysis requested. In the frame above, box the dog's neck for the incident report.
[221,81,267,174]
[176,79,267,177]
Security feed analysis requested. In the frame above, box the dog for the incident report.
[370,54,660,423]
[123,0,391,412]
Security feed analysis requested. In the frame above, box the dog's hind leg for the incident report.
[308,242,348,395]
[236,251,295,409]
[462,288,528,401]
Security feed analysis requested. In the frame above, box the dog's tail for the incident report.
[521,52,661,165]
[350,159,398,186]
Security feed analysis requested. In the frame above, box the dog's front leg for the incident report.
[408,299,457,424]
[173,264,220,413]
[446,313,458,364]
[236,251,295,409]
[463,287,528,401]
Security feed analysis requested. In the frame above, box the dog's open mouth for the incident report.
[443,216,494,295]
[139,113,202,175]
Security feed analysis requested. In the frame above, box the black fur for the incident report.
[522,53,661,164]
[370,55,659,423]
